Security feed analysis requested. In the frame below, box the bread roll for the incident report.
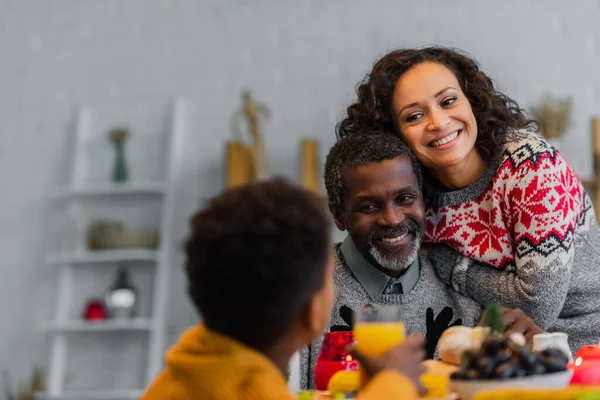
[438,326,490,365]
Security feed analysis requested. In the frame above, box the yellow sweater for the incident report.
[142,324,418,400]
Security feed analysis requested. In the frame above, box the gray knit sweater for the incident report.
[299,245,483,389]
[425,133,600,354]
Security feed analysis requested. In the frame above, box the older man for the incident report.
[300,133,541,389]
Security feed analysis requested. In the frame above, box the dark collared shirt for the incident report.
[339,235,420,302]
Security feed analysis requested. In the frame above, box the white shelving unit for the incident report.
[45,249,160,266]
[44,318,155,334]
[51,181,167,199]
[36,389,143,400]
[40,99,186,400]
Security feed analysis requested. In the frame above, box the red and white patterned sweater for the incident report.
[424,133,600,336]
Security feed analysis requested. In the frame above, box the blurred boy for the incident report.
[142,179,425,399]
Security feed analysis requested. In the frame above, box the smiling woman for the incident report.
[391,62,485,190]
[335,46,600,354]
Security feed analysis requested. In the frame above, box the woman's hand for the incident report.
[478,307,543,347]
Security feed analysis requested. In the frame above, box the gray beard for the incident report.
[368,232,423,272]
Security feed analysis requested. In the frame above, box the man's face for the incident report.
[332,156,425,274]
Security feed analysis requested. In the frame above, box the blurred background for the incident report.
[2,0,600,398]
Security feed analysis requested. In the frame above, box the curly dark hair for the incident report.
[336,46,538,160]
[324,132,422,210]
[185,178,330,352]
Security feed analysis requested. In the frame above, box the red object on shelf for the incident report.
[314,331,359,391]
[83,298,107,321]
[570,344,600,385]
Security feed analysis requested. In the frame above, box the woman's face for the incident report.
[390,61,479,173]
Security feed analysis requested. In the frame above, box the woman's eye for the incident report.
[406,113,423,122]
[441,97,457,107]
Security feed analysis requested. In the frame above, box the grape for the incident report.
[527,363,546,376]
[465,369,479,380]
[542,356,568,373]
[541,348,570,364]
[512,364,527,378]
[517,348,537,368]
[449,332,570,383]
[482,337,505,356]
[450,371,469,381]
[493,363,515,380]
[460,349,480,370]
[476,356,497,379]
[492,350,512,365]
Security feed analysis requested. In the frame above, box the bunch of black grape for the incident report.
[450,335,569,381]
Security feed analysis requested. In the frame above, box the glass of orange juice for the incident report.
[353,306,405,385]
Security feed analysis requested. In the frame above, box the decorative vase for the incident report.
[104,267,138,319]
[300,139,323,197]
[113,142,128,182]
[109,128,130,183]
[225,140,253,188]
[530,95,572,154]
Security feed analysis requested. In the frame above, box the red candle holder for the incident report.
[83,298,107,321]
[570,344,600,385]
[314,331,359,391]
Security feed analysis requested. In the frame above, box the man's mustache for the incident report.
[367,221,421,243]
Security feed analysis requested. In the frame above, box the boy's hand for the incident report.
[349,334,427,394]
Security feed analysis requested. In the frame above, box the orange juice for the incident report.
[354,322,405,355]
[354,321,405,387]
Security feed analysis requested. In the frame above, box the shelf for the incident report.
[35,389,144,400]
[52,181,167,199]
[44,100,186,392]
[46,249,159,266]
[44,318,154,333]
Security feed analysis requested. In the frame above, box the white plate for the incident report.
[449,370,573,400]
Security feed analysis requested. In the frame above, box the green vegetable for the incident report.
[482,304,503,335]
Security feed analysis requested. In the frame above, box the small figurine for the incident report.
[230,90,271,181]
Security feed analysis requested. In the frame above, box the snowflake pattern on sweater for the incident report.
[424,135,589,271]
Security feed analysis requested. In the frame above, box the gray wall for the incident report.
[2,0,600,389]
